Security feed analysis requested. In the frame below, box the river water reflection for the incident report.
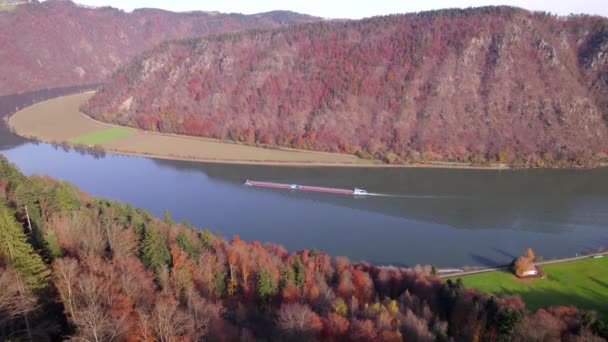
[2,89,607,267]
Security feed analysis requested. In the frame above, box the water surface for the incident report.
[2,90,607,267]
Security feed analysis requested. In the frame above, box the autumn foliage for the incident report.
[85,7,608,167]
[0,156,606,340]
[512,248,538,277]
[0,1,318,96]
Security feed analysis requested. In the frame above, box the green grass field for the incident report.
[69,127,136,145]
[450,257,608,317]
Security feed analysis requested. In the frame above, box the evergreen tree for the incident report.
[200,229,215,251]
[280,266,296,289]
[130,209,147,240]
[213,272,226,298]
[112,202,131,227]
[0,157,54,261]
[162,209,175,226]
[0,156,28,191]
[50,182,80,213]
[0,203,50,291]
[176,230,197,258]
[257,269,277,302]
[293,256,306,288]
[140,226,171,272]
[44,229,63,259]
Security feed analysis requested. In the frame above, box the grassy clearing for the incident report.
[9,93,373,165]
[450,257,608,317]
[69,126,135,145]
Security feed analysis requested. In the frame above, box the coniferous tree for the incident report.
[140,226,171,272]
[257,269,277,302]
[293,256,306,288]
[0,203,50,291]
[0,157,54,260]
[176,230,197,258]
[50,182,81,213]
[212,272,226,298]
[200,229,216,251]
[280,266,296,289]
[163,209,175,226]
[0,157,28,191]
[44,229,63,259]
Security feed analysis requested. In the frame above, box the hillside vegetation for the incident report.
[84,7,608,167]
[0,156,607,340]
[0,0,318,95]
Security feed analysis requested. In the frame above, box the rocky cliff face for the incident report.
[0,0,318,95]
[84,7,608,166]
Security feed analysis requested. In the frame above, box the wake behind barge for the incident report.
[244,180,368,196]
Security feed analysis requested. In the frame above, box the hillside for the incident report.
[0,155,606,340]
[0,0,318,95]
[84,7,608,167]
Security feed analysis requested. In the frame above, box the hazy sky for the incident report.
[70,0,607,19]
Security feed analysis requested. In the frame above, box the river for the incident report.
[1,89,607,267]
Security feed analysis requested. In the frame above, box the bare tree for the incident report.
[0,267,37,327]
[115,256,155,309]
[151,295,193,342]
[401,309,434,342]
[53,258,128,342]
[277,302,322,341]
[184,287,222,339]
[135,309,154,341]
[51,212,106,259]
[105,224,138,259]
[53,258,80,321]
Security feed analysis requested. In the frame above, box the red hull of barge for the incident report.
[245,181,360,195]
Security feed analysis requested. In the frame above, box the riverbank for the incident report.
[8,92,382,166]
[6,92,524,169]
[10,92,607,169]
[446,254,608,317]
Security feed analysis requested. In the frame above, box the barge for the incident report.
[244,180,368,196]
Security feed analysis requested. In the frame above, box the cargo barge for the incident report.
[244,180,368,196]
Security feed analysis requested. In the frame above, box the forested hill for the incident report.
[0,0,318,95]
[84,7,608,167]
[1,155,607,340]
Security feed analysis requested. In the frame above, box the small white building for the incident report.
[521,268,538,277]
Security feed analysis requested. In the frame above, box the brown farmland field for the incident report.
[9,93,374,165]
[9,92,103,142]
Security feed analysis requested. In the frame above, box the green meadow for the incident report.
[69,127,136,145]
[450,257,608,317]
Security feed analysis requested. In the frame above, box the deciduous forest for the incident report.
[0,155,606,341]
[84,7,608,167]
[0,0,317,96]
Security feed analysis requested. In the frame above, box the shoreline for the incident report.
[6,91,605,170]
[438,251,608,278]
[6,91,513,169]
[73,99,515,169]
[104,150,514,169]
[16,132,518,169]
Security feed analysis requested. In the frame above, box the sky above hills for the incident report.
[71,0,607,18]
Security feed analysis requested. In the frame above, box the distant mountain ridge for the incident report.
[0,0,318,95]
[83,7,608,166]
